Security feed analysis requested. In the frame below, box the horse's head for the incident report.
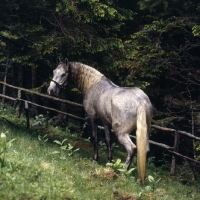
[47,58,69,96]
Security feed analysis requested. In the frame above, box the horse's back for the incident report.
[111,87,152,114]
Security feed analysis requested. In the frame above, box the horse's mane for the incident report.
[69,62,104,94]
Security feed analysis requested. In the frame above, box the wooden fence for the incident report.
[1,80,200,177]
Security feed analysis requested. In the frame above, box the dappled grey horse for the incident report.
[47,59,153,182]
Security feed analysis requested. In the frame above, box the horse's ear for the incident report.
[56,57,61,64]
[65,58,69,65]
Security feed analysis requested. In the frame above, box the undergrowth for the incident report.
[0,105,200,200]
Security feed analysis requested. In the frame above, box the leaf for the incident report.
[38,135,42,141]
[118,168,126,172]
[138,192,142,198]
[59,156,67,160]
[106,162,113,167]
[53,140,62,145]
[1,133,6,138]
[148,175,155,182]
[73,148,79,152]
[127,168,136,173]
[8,138,17,144]
[67,144,74,150]
[61,139,68,145]
[61,145,68,150]
[50,151,60,155]
[156,178,161,183]
[44,138,48,143]
[115,158,122,165]
[145,186,152,191]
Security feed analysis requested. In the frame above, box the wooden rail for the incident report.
[0,94,85,121]
[0,81,83,107]
[151,125,200,141]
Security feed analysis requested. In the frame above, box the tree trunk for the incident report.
[32,66,38,115]
[1,64,8,110]
[18,65,24,87]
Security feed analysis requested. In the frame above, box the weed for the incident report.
[35,114,46,124]
[106,158,136,177]
[38,134,49,147]
[148,156,155,167]
[51,139,79,159]
[111,142,119,151]
[0,131,16,167]
[145,174,161,192]
[137,173,162,199]
[32,114,46,128]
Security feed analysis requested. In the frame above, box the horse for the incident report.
[47,59,153,182]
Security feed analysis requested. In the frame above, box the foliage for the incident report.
[138,174,163,199]
[145,174,161,192]
[0,131,16,167]
[195,141,200,161]
[51,138,79,158]
[38,134,49,144]
[106,158,136,177]
[1,0,200,117]
[33,114,46,128]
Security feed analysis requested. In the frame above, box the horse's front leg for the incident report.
[104,125,112,162]
[88,118,98,161]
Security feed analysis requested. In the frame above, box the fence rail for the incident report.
[1,81,200,177]
[0,81,83,107]
[0,94,85,121]
[151,125,200,141]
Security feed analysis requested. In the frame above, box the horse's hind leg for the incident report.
[146,119,152,162]
[116,133,136,169]
[104,125,112,162]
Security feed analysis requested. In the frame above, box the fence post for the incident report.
[170,131,179,175]
[25,101,29,129]
[16,89,21,118]
[1,64,8,110]
[45,111,49,128]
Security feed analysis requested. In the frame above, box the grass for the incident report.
[0,106,200,200]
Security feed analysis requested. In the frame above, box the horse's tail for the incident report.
[136,103,147,183]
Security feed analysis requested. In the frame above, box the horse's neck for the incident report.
[70,62,104,94]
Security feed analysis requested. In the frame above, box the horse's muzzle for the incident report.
[47,87,57,96]
[47,88,53,95]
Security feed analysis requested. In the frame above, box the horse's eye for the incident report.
[61,73,66,77]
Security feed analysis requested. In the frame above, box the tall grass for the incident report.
[0,106,200,200]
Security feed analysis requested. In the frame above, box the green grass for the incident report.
[0,106,200,200]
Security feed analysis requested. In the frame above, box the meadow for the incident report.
[0,106,200,200]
